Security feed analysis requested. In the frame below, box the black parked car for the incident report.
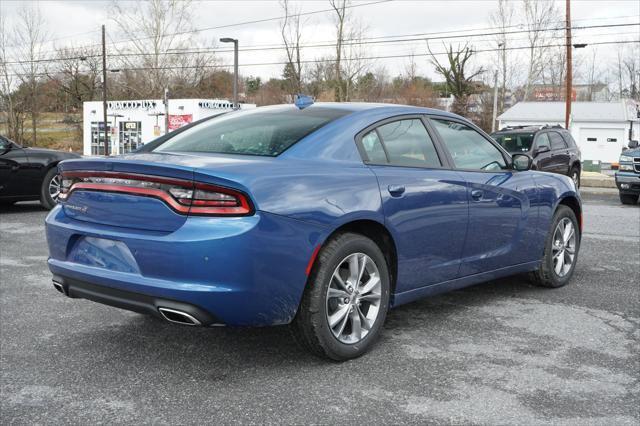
[0,135,81,209]
[492,126,582,187]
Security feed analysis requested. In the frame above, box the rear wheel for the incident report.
[292,233,390,361]
[619,193,639,205]
[570,166,580,188]
[530,205,580,288]
[40,168,61,210]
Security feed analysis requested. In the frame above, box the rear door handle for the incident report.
[471,189,483,200]
[387,185,405,196]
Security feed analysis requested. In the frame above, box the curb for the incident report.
[581,177,616,189]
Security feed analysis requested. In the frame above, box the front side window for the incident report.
[431,118,507,171]
[549,132,568,150]
[154,107,350,156]
[536,133,551,150]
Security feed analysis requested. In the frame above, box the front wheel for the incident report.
[619,193,639,205]
[530,205,580,288]
[40,168,61,210]
[291,233,390,361]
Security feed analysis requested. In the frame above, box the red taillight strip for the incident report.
[61,171,253,216]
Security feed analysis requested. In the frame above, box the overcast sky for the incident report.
[2,0,639,83]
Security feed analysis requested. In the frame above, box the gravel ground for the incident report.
[1,191,638,425]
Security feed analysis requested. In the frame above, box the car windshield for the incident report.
[154,107,350,156]
[493,133,534,153]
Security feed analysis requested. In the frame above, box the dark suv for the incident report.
[492,126,582,187]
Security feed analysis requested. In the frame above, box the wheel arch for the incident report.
[320,219,399,297]
[557,195,582,234]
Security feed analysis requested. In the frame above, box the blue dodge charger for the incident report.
[45,102,581,360]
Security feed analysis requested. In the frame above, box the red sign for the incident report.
[533,88,577,101]
[168,114,193,131]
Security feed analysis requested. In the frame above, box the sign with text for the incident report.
[168,114,193,131]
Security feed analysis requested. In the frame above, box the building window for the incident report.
[119,121,143,153]
[90,122,110,155]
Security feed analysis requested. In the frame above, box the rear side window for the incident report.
[360,119,441,168]
[154,107,350,156]
[549,132,568,150]
[361,131,387,163]
[562,132,577,147]
[431,118,507,171]
[377,119,441,167]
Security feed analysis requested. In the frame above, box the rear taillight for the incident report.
[59,171,253,216]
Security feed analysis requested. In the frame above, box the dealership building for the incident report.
[82,99,256,156]
[498,100,640,163]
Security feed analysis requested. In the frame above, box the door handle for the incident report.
[471,189,483,200]
[387,185,405,196]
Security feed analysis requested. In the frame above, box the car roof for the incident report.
[493,126,568,135]
[255,102,462,119]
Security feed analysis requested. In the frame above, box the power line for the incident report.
[4,21,638,65]
[8,38,635,78]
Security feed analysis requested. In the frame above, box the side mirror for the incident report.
[628,140,639,149]
[512,153,533,171]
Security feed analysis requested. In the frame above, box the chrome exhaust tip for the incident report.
[158,307,201,326]
[52,281,65,295]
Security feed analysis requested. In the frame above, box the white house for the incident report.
[497,100,640,163]
[82,99,256,156]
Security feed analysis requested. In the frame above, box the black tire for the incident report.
[569,166,580,188]
[530,205,580,288]
[291,232,391,361]
[619,193,639,205]
[40,168,61,210]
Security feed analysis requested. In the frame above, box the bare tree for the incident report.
[489,0,515,112]
[0,13,26,143]
[48,46,101,110]
[280,0,304,97]
[329,0,348,101]
[428,43,484,116]
[621,44,640,100]
[341,22,369,101]
[522,0,559,101]
[12,4,48,146]
[110,0,213,98]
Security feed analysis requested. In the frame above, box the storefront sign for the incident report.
[108,100,158,110]
[198,100,233,109]
[168,114,193,131]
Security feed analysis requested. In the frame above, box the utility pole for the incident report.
[565,0,572,129]
[101,24,109,156]
[492,70,499,133]
[164,88,169,134]
[220,38,239,109]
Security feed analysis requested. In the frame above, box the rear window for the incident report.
[154,107,350,156]
[493,133,534,153]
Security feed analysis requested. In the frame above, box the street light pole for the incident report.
[220,37,239,109]
[101,24,109,156]
[492,70,499,133]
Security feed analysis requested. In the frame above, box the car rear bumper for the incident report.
[45,205,326,326]
[615,172,640,194]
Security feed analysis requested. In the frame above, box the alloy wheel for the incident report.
[551,217,576,277]
[48,174,62,202]
[325,253,382,344]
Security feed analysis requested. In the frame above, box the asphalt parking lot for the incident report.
[1,190,638,425]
